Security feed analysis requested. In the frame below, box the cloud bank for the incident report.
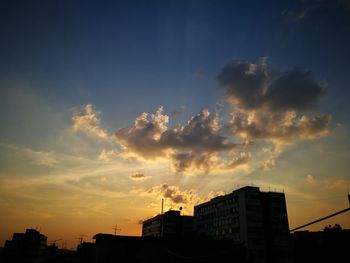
[217,59,330,146]
[114,107,249,173]
[72,59,331,174]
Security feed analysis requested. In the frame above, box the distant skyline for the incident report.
[1,0,350,248]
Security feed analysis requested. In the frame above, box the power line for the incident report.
[290,207,350,232]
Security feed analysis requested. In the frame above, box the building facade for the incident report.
[142,210,194,238]
[194,186,291,263]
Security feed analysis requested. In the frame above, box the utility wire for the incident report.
[290,207,350,232]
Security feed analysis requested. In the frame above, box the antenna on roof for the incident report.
[76,234,86,244]
[112,224,121,236]
[161,198,164,215]
[49,239,62,247]
[160,199,164,238]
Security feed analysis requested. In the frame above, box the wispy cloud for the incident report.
[98,149,118,162]
[304,174,350,190]
[284,0,350,23]
[72,104,109,140]
[0,143,92,171]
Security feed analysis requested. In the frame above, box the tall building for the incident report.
[142,210,194,238]
[194,186,291,263]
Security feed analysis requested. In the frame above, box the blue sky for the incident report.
[1,0,350,247]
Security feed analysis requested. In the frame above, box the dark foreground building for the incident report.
[3,229,47,263]
[194,186,292,263]
[292,224,350,263]
[3,229,77,263]
[92,234,246,263]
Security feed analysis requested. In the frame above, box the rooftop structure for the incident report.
[142,210,194,238]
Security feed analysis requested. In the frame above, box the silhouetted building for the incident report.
[142,210,194,237]
[292,225,350,263]
[0,247,4,262]
[92,233,246,263]
[3,229,47,263]
[194,186,291,263]
[42,245,77,263]
[77,242,95,263]
[49,248,77,263]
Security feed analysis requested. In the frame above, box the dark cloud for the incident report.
[172,152,214,173]
[114,108,168,158]
[115,107,245,172]
[172,151,250,173]
[231,111,331,143]
[217,60,325,112]
[160,109,236,152]
[163,186,186,203]
[148,184,189,204]
[297,114,331,139]
[130,173,146,178]
[218,59,331,145]
[217,60,267,110]
[129,173,151,180]
[263,69,325,111]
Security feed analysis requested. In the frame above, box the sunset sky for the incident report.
[1,0,350,248]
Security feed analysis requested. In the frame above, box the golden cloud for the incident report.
[114,107,247,173]
[72,104,109,140]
